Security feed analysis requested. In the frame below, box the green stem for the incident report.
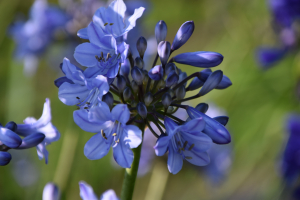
[120,127,145,200]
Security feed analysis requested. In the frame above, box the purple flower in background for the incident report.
[74,102,142,168]
[9,0,69,76]
[16,98,60,164]
[43,182,60,200]
[79,181,119,200]
[281,114,300,184]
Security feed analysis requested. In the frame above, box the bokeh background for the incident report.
[0,0,299,199]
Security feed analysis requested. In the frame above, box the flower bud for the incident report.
[5,121,17,132]
[165,63,177,75]
[43,182,60,200]
[144,92,153,106]
[131,100,137,107]
[137,102,147,119]
[143,74,149,85]
[178,72,187,87]
[167,106,174,113]
[168,89,175,98]
[166,71,179,87]
[162,93,172,108]
[135,57,144,69]
[117,75,127,93]
[158,41,171,66]
[136,36,147,59]
[171,51,223,68]
[17,133,45,149]
[199,70,223,96]
[102,92,114,110]
[131,80,139,93]
[171,21,195,51]
[213,116,229,126]
[54,76,74,88]
[157,79,166,89]
[131,66,144,85]
[155,20,167,44]
[195,103,209,113]
[216,75,232,89]
[148,65,164,81]
[123,87,132,101]
[176,85,186,100]
[120,59,130,78]
[0,127,22,148]
[187,77,204,91]
[0,152,12,166]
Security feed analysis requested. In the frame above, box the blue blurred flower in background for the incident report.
[9,0,69,76]
[256,0,300,69]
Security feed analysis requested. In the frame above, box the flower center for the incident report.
[76,87,100,110]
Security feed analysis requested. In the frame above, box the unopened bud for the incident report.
[158,41,171,66]
[171,21,195,51]
[136,36,147,59]
[131,100,137,107]
[5,121,17,132]
[165,63,177,75]
[144,92,153,106]
[123,87,132,101]
[137,102,147,119]
[178,72,187,87]
[166,71,179,87]
[17,133,45,149]
[131,80,139,93]
[157,79,166,89]
[117,75,127,93]
[195,103,209,113]
[199,70,223,96]
[162,93,172,108]
[155,20,167,44]
[167,106,174,113]
[102,92,114,110]
[148,65,164,81]
[176,85,186,100]
[131,66,144,85]
[135,57,144,69]
[0,152,12,166]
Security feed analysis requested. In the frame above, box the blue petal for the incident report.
[86,75,109,99]
[180,118,205,134]
[37,122,60,144]
[16,133,45,149]
[172,51,224,68]
[180,131,212,153]
[123,125,142,148]
[124,7,145,36]
[111,104,130,125]
[54,76,74,88]
[106,62,120,78]
[36,142,49,164]
[100,189,119,200]
[84,133,112,160]
[165,71,179,87]
[79,181,98,200]
[106,0,126,37]
[113,137,133,168]
[164,117,179,136]
[77,28,89,39]
[84,67,103,79]
[62,58,86,85]
[183,150,210,166]
[199,70,223,96]
[74,43,101,67]
[216,75,232,89]
[0,127,22,148]
[154,135,171,156]
[187,77,203,91]
[117,42,129,62]
[58,82,89,106]
[171,21,194,51]
[0,151,11,166]
[167,144,183,174]
[88,102,112,123]
[74,109,105,133]
[43,182,60,200]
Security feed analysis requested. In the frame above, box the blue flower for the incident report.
[256,47,287,68]
[16,98,60,164]
[74,102,142,168]
[57,58,109,109]
[154,117,212,174]
[79,181,119,200]
[0,122,22,149]
[43,182,60,200]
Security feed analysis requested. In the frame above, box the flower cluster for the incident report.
[55,0,232,174]
[43,181,119,200]
[256,0,300,68]
[0,99,60,166]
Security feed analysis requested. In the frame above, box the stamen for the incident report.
[116,139,120,143]
[101,130,107,140]
[84,107,88,109]
[183,141,188,149]
[86,102,90,105]
[104,23,108,26]
[76,97,80,99]
[112,133,117,136]
[188,144,195,151]
[106,53,111,61]
[180,147,185,151]
[110,23,113,25]
[185,156,192,160]
[101,52,103,59]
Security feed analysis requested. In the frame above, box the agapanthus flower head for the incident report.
[55,0,231,173]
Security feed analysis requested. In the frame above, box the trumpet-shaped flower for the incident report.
[154,117,212,174]
[74,102,142,168]
[16,98,60,164]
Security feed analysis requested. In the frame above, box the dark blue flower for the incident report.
[0,152,12,166]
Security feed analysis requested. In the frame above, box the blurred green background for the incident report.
[1,0,299,199]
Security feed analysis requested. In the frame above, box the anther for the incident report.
[106,53,111,61]
[104,23,108,26]
[101,130,107,140]
[112,133,117,136]
[76,97,80,99]
[101,52,103,58]
[116,139,120,143]
[183,141,188,149]
[188,144,195,151]
[109,23,113,25]
[185,156,192,160]
[86,102,90,105]
[180,147,185,151]
[84,107,88,109]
